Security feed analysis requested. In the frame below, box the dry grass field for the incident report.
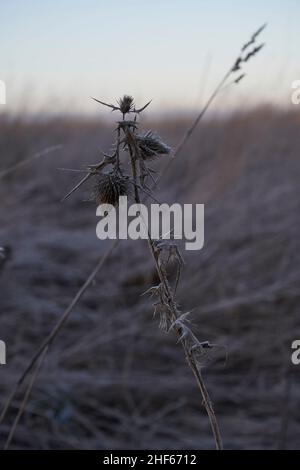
[0,106,300,449]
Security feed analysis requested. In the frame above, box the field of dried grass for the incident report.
[0,106,299,449]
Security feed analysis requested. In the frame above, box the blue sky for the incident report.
[0,0,299,114]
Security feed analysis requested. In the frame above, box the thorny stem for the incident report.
[148,207,223,450]
[126,123,223,450]
[187,353,223,450]
[115,127,121,172]
[127,143,139,203]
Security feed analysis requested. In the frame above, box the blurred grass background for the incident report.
[0,106,299,449]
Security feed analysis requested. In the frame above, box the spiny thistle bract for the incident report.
[118,95,134,115]
[136,131,171,160]
[91,172,129,206]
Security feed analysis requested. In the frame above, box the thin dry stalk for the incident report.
[0,241,117,436]
[0,145,62,180]
[3,346,49,450]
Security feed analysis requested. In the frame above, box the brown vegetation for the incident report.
[0,104,299,449]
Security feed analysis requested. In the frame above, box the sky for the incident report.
[0,0,299,115]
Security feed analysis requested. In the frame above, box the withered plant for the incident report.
[0,24,267,450]
[69,94,224,448]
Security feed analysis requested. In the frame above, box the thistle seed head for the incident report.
[118,95,134,115]
[92,172,129,206]
[137,131,171,160]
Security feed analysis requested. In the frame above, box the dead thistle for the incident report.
[91,172,130,206]
[62,94,224,449]
[0,24,267,451]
